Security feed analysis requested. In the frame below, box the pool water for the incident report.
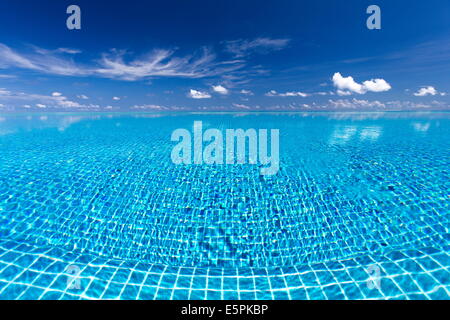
[0,112,448,299]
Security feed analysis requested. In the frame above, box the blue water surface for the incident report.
[0,112,448,299]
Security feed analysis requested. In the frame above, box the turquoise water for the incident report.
[0,112,448,299]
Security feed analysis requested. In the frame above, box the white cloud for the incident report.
[326,99,447,110]
[414,86,436,96]
[225,37,290,57]
[232,103,251,109]
[131,104,166,110]
[188,89,211,99]
[0,88,11,95]
[337,90,353,96]
[332,72,391,95]
[413,86,446,97]
[265,90,309,97]
[0,87,101,110]
[332,73,364,94]
[284,92,309,97]
[212,85,228,95]
[328,98,386,109]
[316,91,334,96]
[112,96,121,100]
[265,90,277,96]
[130,105,188,111]
[362,78,392,92]
[240,89,254,95]
[77,94,89,99]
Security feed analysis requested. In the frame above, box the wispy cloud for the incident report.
[0,44,90,76]
[54,48,82,54]
[0,43,245,81]
[328,98,386,109]
[0,74,16,79]
[332,72,391,96]
[232,103,252,110]
[265,90,309,97]
[131,104,168,110]
[95,48,240,80]
[224,37,290,57]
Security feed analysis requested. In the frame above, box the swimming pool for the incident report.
[0,112,448,299]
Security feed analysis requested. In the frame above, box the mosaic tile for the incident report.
[0,113,448,300]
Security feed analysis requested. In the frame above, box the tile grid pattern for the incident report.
[0,240,448,300]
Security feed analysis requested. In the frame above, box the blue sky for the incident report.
[0,0,449,111]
